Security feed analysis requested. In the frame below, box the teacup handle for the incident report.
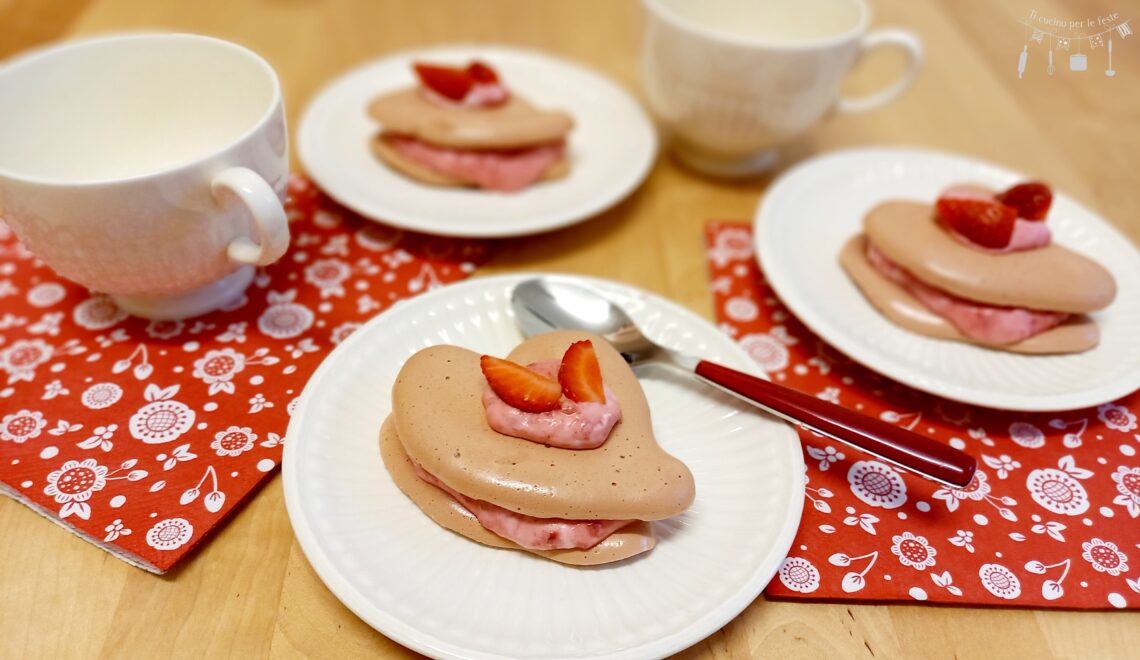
[837,28,924,114]
[212,167,290,266]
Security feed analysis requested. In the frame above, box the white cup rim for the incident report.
[642,0,870,51]
[0,32,282,188]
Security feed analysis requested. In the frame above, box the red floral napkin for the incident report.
[0,176,489,573]
[706,221,1140,609]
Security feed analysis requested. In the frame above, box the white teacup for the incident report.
[642,0,922,176]
[0,33,289,319]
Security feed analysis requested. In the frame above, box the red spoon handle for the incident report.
[694,360,976,487]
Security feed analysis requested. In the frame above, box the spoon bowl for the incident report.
[511,276,977,487]
[512,277,691,368]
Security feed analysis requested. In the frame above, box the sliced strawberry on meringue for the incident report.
[996,182,1052,221]
[412,62,476,102]
[935,193,1017,249]
[481,340,621,450]
[413,60,508,107]
[559,339,606,403]
[480,355,562,413]
[936,184,1052,252]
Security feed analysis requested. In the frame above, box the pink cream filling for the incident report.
[412,461,634,550]
[387,135,565,192]
[483,361,621,449]
[939,185,1052,252]
[866,243,1068,344]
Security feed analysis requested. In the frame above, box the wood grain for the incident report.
[2,0,1138,658]
[0,0,92,57]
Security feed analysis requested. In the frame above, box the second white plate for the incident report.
[297,45,657,238]
[754,147,1140,412]
[283,274,804,659]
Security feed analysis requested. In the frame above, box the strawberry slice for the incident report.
[558,340,606,404]
[936,196,1017,249]
[413,62,475,101]
[996,182,1052,221]
[467,61,499,83]
[480,355,561,413]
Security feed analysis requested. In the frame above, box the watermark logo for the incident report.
[1017,9,1131,78]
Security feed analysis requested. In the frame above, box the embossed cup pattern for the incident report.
[641,0,922,174]
[0,34,290,318]
[643,37,858,156]
[4,121,287,296]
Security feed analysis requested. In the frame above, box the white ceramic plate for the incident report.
[283,274,804,659]
[755,147,1140,411]
[297,45,657,238]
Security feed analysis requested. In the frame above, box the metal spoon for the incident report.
[511,277,977,488]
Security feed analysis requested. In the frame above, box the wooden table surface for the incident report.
[2,0,1138,657]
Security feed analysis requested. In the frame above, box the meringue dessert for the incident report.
[367,60,574,192]
[840,182,1117,354]
[381,331,695,565]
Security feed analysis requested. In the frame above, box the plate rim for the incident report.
[282,273,805,659]
[753,145,1140,412]
[296,44,659,238]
